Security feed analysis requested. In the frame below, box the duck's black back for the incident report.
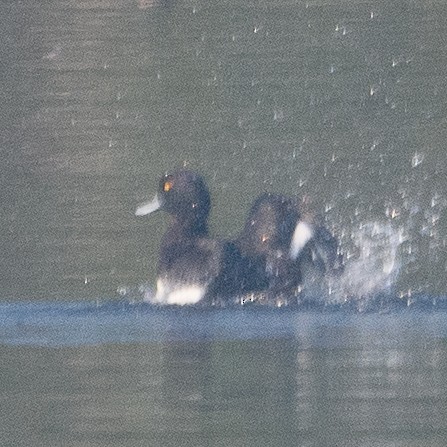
[237,193,300,256]
[234,194,303,302]
[235,192,342,304]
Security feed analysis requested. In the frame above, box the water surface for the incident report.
[1,302,447,447]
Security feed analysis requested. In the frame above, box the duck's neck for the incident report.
[166,216,208,241]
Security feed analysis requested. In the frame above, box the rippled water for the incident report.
[1,302,447,447]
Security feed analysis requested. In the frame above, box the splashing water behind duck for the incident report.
[305,221,407,309]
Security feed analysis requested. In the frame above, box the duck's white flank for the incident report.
[289,221,314,260]
[153,279,206,305]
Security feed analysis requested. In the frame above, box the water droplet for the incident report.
[335,24,347,35]
[411,152,424,167]
[370,84,380,96]
[117,287,127,296]
[273,108,284,121]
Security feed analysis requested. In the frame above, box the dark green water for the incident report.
[0,0,446,300]
[1,1,447,445]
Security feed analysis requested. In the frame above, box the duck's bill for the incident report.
[135,195,161,216]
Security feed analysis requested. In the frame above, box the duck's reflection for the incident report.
[2,319,447,447]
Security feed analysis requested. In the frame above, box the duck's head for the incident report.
[136,170,211,233]
[238,193,300,255]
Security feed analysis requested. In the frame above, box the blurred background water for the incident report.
[1,0,446,301]
[1,0,447,445]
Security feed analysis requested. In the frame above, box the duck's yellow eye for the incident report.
[163,181,173,192]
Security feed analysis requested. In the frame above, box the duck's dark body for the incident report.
[136,170,342,306]
[136,170,250,305]
[235,192,343,303]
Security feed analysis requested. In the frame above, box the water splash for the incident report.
[116,283,154,303]
[321,221,407,308]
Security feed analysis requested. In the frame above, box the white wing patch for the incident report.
[152,279,207,305]
[289,221,314,260]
